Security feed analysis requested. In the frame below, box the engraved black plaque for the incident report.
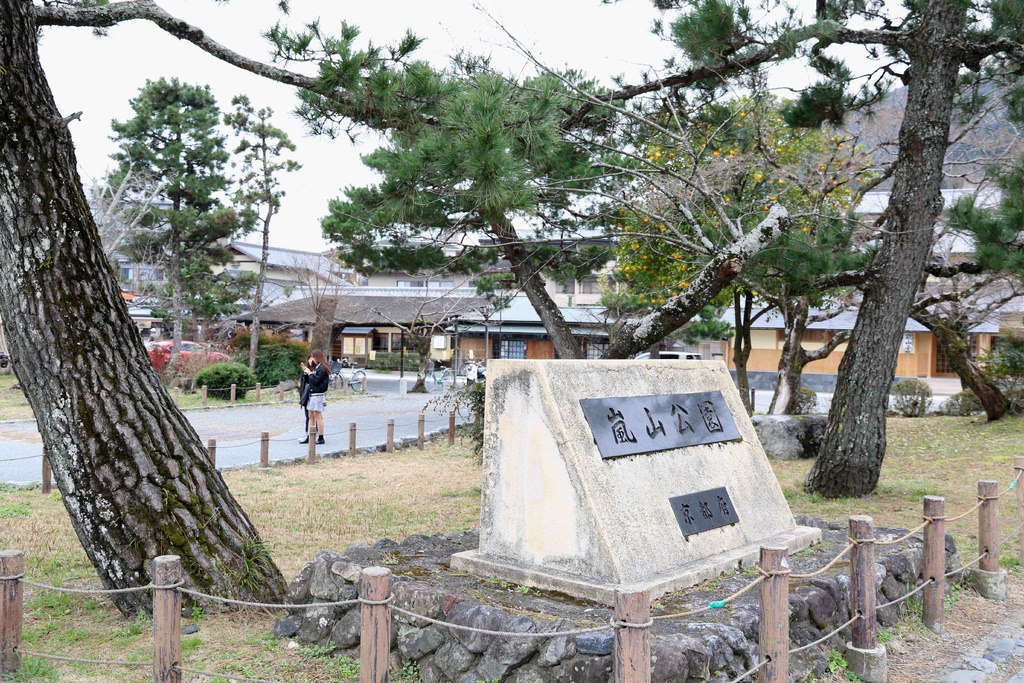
[669,487,739,537]
[579,391,741,459]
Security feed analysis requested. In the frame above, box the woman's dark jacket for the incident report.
[307,364,330,394]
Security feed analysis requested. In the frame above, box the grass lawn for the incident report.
[1,416,1023,681]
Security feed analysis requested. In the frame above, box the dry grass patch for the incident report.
[0,373,33,421]
[0,441,480,682]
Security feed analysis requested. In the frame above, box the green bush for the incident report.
[940,389,984,416]
[371,351,406,371]
[230,332,309,386]
[793,387,818,414]
[194,362,258,400]
[891,378,932,417]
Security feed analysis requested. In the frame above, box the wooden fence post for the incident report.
[386,419,394,453]
[201,385,208,407]
[418,414,425,451]
[41,449,51,496]
[207,439,216,467]
[255,383,261,402]
[153,555,182,683]
[979,479,999,572]
[849,516,877,649]
[750,387,756,408]
[260,431,269,469]
[1016,457,1024,568]
[923,495,945,633]
[278,383,284,402]
[0,550,24,676]
[847,515,887,682]
[349,422,357,457]
[173,387,180,405]
[360,567,392,683]
[448,411,456,446]
[230,383,237,404]
[308,426,317,465]
[343,377,349,394]
[613,589,650,683]
[758,546,789,683]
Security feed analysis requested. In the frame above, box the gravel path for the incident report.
[0,392,465,485]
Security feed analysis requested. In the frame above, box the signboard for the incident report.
[669,487,739,537]
[579,391,741,459]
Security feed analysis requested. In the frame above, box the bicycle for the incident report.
[329,360,366,392]
[424,365,454,391]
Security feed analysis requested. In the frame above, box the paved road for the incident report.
[0,392,465,485]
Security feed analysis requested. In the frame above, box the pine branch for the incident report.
[924,260,984,277]
[804,329,851,362]
[32,0,358,109]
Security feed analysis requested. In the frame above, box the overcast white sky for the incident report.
[39,1,682,251]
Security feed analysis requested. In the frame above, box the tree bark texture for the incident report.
[914,311,1007,420]
[0,1,285,615]
[769,298,809,415]
[309,296,337,356]
[805,0,965,497]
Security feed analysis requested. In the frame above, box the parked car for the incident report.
[146,340,230,372]
[633,351,702,360]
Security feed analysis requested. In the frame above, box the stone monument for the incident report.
[451,359,821,603]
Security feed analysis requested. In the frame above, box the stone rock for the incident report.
[810,577,843,607]
[398,626,445,660]
[940,671,988,683]
[987,638,1021,653]
[373,538,399,550]
[750,414,828,460]
[273,615,301,638]
[576,631,614,655]
[285,562,314,604]
[400,533,435,552]
[509,664,556,683]
[309,551,348,600]
[418,659,445,683]
[536,620,577,666]
[392,581,450,628]
[343,541,384,565]
[181,625,200,635]
[480,616,538,673]
[788,593,809,623]
[446,530,478,548]
[887,553,912,583]
[983,650,1013,665]
[797,585,838,628]
[330,610,361,649]
[331,561,362,584]
[728,609,759,642]
[447,601,504,653]
[651,635,691,681]
[963,657,999,673]
[433,641,477,679]
[682,622,752,659]
[296,605,341,643]
[553,654,613,683]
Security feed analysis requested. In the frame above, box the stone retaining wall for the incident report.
[276,518,961,682]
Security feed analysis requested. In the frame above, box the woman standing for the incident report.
[299,349,330,444]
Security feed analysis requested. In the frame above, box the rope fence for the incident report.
[3,460,1024,682]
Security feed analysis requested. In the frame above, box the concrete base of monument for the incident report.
[451,524,821,604]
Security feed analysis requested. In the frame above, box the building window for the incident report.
[935,333,978,374]
[553,280,576,294]
[500,340,527,359]
[427,281,454,289]
[580,277,602,294]
[372,335,388,351]
[585,340,609,359]
[120,266,134,281]
[397,280,425,288]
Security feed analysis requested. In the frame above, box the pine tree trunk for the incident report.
[769,299,808,415]
[309,297,337,355]
[805,0,965,497]
[0,1,285,615]
[916,313,1006,420]
[491,219,583,359]
[249,211,272,370]
[410,335,431,393]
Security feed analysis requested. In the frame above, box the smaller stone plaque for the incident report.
[579,391,741,459]
[669,487,739,537]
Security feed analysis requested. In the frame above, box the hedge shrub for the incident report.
[194,362,258,400]
[793,387,818,414]
[230,332,309,386]
[940,389,984,416]
[891,378,932,417]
